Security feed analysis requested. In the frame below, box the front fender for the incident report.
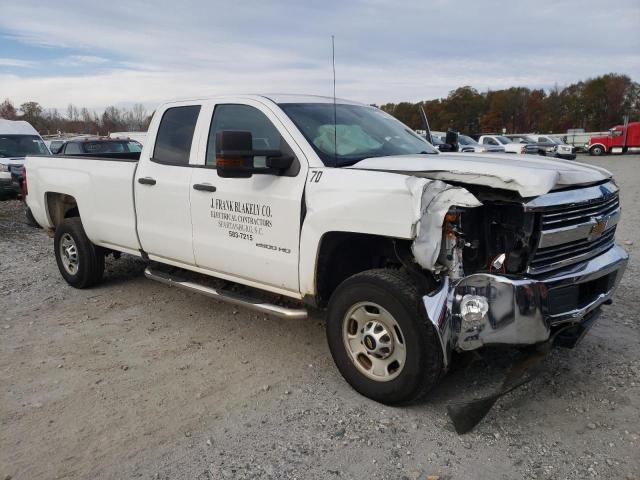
[299,168,416,296]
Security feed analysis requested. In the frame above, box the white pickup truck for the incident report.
[25,94,628,405]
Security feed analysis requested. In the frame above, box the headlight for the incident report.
[0,164,9,172]
[460,295,489,327]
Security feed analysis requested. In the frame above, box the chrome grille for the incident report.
[541,195,619,229]
[530,226,616,273]
[527,183,620,274]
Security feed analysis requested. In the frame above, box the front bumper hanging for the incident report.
[424,244,629,367]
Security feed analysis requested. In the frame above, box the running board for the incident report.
[144,267,308,320]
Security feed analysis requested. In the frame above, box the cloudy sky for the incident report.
[0,0,639,111]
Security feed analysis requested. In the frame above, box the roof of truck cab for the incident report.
[0,119,40,135]
[162,94,364,106]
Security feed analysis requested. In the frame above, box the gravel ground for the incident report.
[1,155,639,480]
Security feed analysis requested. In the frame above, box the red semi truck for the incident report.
[588,121,640,156]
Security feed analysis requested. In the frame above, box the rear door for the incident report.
[134,103,202,265]
[189,99,307,294]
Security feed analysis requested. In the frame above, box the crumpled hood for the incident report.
[347,152,612,197]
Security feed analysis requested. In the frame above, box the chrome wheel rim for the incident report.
[59,233,79,275]
[342,302,406,382]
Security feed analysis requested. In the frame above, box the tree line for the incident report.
[380,73,640,135]
[0,72,638,136]
[0,99,153,136]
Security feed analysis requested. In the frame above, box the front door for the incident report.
[135,104,201,265]
[189,101,307,294]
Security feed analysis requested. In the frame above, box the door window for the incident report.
[153,105,201,165]
[205,104,284,167]
[64,142,83,154]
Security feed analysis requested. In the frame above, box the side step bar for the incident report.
[144,267,308,320]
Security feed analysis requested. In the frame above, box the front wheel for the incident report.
[590,145,606,156]
[326,269,443,405]
[54,217,105,288]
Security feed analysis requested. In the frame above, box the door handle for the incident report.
[138,177,156,185]
[193,183,217,192]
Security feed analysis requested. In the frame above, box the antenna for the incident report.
[419,105,432,144]
[332,35,337,166]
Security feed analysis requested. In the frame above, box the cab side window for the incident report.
[64,142,83,154]
[153,105,201,165]
[206,104,284,167]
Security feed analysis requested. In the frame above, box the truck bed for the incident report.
[25,154,142,254]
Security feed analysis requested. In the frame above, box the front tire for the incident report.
[54,217,105,288]
[326,269,443,405]
[590,145,606,156]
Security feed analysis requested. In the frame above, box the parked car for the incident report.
[476,134,526,154]
[43,138,67,154]
[532,135,577,160]
[420,132,452,152]
[25,94,627,408]
[0,119,50,198]
[436,134,505,153]
[506,134,576,160]
[109,131,147,145]
[588,122,640,156]
[56,138,143,157]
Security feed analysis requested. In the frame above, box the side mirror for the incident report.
[216,131,254,178]
[216,130,294,178]
[445,129,459,152]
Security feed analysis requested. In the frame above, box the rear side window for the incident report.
[64,142,83,154]
[153,105,201,165]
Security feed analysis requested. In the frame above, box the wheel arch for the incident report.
[589,143,607,155]
[45,192,80,228]
[305,231,411,308]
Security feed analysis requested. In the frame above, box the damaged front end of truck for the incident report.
[404,173,628,432]
[407,176,628,369]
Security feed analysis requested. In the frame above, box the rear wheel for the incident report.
[54,217,105,288]
[326,269,443,405]
[590,145,606,156]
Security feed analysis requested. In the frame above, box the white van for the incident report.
[0,119,50,197]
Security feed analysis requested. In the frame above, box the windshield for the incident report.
[0,135,49,157]
[279,103,438,166]
[458,135,478,146]
[496,136,513,144]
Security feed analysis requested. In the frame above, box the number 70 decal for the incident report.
[309,171,323,183]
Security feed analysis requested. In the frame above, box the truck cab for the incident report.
[588,121,640,155]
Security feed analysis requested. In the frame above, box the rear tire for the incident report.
[590,145,605,156]
[326,269,443,405]
[54,217,105,288]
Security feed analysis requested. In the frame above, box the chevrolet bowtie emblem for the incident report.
[590,217,608,236]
